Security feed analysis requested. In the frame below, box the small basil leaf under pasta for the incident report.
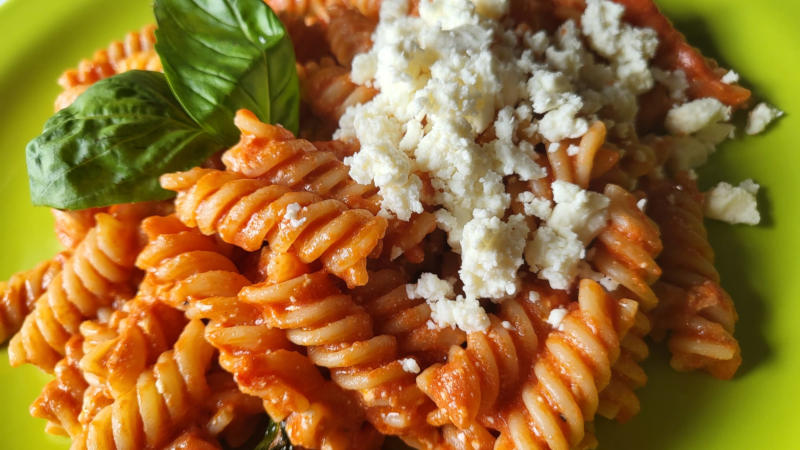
[247,420,293,450]
[154,0,300,141]
[26,70,222,210]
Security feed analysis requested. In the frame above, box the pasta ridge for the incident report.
[160,167,388,288]
[223,109,437,263]
[76,319,215,449]
[647,176,741,379]
[494,279,638,450]
[0,255,65,345]
[54,24,159,111]
[240,271,445,448]
[8,213,140,372]
[587,184,663,421]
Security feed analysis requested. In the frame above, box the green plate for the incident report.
[0,0,798,449]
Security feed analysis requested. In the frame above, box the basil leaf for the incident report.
[252,421,293,450]
[26,70,222,210]
[154,0,300,142]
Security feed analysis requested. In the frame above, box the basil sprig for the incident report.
[26,71,221,209]
[26,0,299,210]
[155,0,300,142]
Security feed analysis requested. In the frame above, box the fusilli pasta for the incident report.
[0,255,65,344]
[160,167,387,287]
[494,280,638,450]
[647,176,741,379]
[8,213,140,372]
[240,271,444,447]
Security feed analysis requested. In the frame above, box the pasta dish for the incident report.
[0,0,783,448]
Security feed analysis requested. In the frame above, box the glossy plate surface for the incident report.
[0,0,798,448]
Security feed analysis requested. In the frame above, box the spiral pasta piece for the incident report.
[494,280,638,450]
[77,298,187,400]
[646,176,741,379]
[134,215,251,310]
[299,57,378,126]
[54,24,159,111]
[192,293,379,449]
[8,213,140,372]
[416,282,574,447]
[160,167,387,288]
[240,271,444,447]
[326,5,376,67]
[52,208,107,250]
[223,109,382,211]
[0,255,65,344]
[76,319,214,450]
[224,109,437,263]
[583,184,662,421]
[30,334,92,439]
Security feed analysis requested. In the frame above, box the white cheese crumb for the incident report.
[460,212,529,299]
[582,0,659,93]
[517,191,553,220]
[284,203,307,228]
[746,102,784,135]
[546,307,569,329]
[704,180,761,225]
[665,98,732,135]
[721,70,740,84]
[407,273,490,332]
[501,320,513,330]
[528,290,541,303]
[525,181,609,290]
[525,226,585,290]
[636,198,647,212]
[549,180,610,244]
[652,68,688,101]
[400,358,421,374]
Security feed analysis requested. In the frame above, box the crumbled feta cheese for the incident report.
[546,307,569,329]
[469,0,508,19]
[636,198,647,212]
[746,102,784,135]
[549,180,610,244]
[721,70,740,84]
[582,0,659,93]
[518,191,552,220]
[704,180,760,225]
[501,320,513,330]
[407,273,490,332]
[528,290,540,303]
[340,0,667,308]
[460,212,529,299]
[400,358,421,374]
[665,98,732,135]
[283,203,307,228]
[525,226,585,290]
[652,68,689,101]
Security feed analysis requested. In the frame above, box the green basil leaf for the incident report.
[26,70,222,210]
[154,0,300,142]
[252,421,293,450]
